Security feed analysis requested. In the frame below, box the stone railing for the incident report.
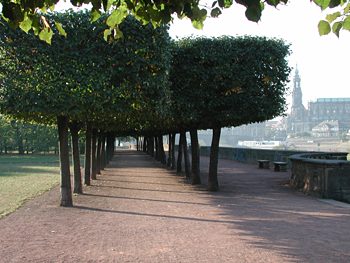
[289,152,350,203]
[199,146,310,167]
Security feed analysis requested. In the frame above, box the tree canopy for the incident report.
[170,36,290,130]
[2,0,348,44]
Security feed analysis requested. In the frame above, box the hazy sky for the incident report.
[169,1,350,109]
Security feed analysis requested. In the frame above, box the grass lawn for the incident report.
[0,155,60,218]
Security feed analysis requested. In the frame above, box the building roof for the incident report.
[316,98,350,103]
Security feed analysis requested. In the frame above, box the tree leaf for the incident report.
[39,27,53,44]
[266,0,280,7]
[19,16,32,33]
[326,11,341,23]
[210,7,222,18]
[342,16,350,30]
[55,22,67,37]
[245,5,262,22]
[318,20,331,35]
[313,0,331,10]
[192,20,204,29]
[113,27,124,39]
[106,8,127,27]
[332,21,343,37]
[103,28,112,41]
[329,0,341,8]
[91,9,101,22]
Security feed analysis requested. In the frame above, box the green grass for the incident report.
[0,155,60,218]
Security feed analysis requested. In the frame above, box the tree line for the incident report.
[0,116,58,154]
[0,11,290,206]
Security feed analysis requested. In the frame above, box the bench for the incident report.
[274,161,287,172]
[257,160,270,169]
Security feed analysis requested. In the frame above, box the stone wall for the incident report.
[199,147,312,167]
[289,152,350,203]
[199,147,350,203]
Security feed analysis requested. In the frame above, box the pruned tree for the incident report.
[0,11,172,206]
[171,36,291,191]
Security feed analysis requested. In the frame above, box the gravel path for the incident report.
[0,150,350,262]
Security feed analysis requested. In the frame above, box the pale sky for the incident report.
[168,1,350,110]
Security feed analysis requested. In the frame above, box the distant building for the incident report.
[287,67,309,134]
[286,68,350,137]
[311,120,340,137]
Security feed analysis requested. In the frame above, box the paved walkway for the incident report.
[1,150,350,262]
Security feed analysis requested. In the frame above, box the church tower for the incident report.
[290,67,306,119]
[287,67,308,134]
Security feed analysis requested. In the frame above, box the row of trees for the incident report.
[0,11,290,206]
[0,116,58,154]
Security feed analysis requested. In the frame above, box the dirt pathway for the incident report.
[0,150,350,262]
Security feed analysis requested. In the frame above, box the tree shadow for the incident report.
[198,156,350,262]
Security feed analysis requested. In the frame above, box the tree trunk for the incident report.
[149,137,154,157]
[177,133,184,174]
[106,133,114,164]
[170,133,176,170]
[155,135,159,161]
[100,134,106,170]
[69,121,82,194]
[190,129,201,185]
[57,115,73,207]
[182,131,191,179]
[84,122,92,186]
[136,137,139,151]
[167,133,172,167]
[208,127,221,191]
[91,128,97,180]
[143,137,147,152]
[158,135,166,165]
[15,125,24,155]
[96,133,102,174]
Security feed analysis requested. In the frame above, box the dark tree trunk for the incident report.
[69,121,82,194]
[177,133,184,174]
[149,137,154,157]
[171,133,176,170]
[136,137,139,151]
[106,133,114,163]
[158,135,166,165]
[143,137,147,152]
[96,133,102,174]
[155,136,159,161]
[208,127,221,191]
[57,115,73,207]
[91,129,97,180]
[84,122,92,186]
[190,129,201,185]
[15,125,24,155]
[181,131,191,179]
[167,134,172,167]
[100,134,106,170]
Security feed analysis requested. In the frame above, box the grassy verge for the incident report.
[0,155,60,218]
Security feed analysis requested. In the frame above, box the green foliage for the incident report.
[313,0,350,37]
[3,0,349,40]
[0,11,171,136]
[0,116,58,154]
[0,0,292,43]
[170,36,291,130]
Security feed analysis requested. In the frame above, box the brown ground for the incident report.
[1,150,350,263]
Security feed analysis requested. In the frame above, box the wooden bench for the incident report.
[274,161,287,172]
[257,160,270,169]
